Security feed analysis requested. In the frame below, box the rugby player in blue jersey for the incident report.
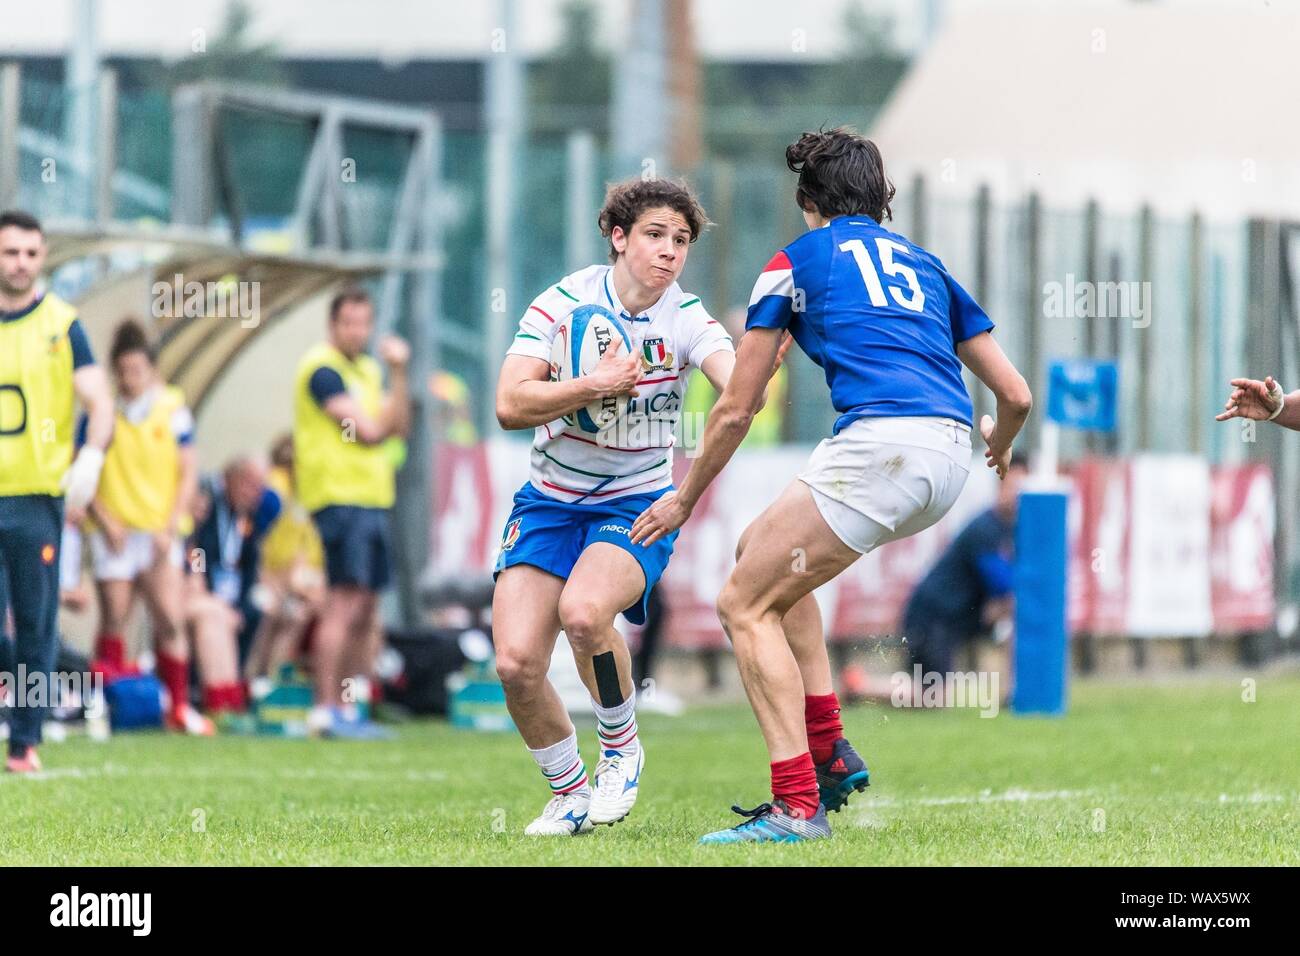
[632,129,1033,843]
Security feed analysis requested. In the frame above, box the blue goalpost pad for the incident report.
[1011,490,1069,716]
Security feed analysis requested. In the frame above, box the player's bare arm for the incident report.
[1216,375,1300,430]
[956,331,1033,478]
[320,335,411,444]
[377,335,412,439]
[172,444,198,535]
[495,339,641,430]
[631,326,784,545]
[63,363,114,518]
[160,443,199,560]
[73,363,114,454]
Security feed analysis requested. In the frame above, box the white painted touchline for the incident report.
[0,764,450,783]
[851,788,1300,808]
[855,788,1096,808]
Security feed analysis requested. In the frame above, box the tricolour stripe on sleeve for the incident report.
[761,250,792,273]
[748,252,794,306]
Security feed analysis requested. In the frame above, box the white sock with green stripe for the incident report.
[530,732,590,798]
[593,692,639,757]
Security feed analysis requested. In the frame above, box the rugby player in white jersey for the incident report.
[492,177,795,834]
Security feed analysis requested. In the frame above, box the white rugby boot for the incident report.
[587,743,645,825]
[524,789,594,836]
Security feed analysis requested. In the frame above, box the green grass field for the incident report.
[4,676,1298,865]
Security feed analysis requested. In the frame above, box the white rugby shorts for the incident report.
[798,416,972,554]
[90,529,184,581]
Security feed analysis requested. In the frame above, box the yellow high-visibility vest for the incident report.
[97,384,190,533]
[293,342,395,512]
[0,293,79,497]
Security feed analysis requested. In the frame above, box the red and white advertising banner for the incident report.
[426,442,497,576]
[430,443,1275,642]
[1124,454,1214,637]
[1069,458,1131,634]
[1066,456,1275,637]
[1064,469,1091,634]
[1209,463,1276,632]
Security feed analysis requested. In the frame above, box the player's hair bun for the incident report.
[786,126,895,224]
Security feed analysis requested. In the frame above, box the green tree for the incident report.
[703,0,906,160]
[815,0,900,104]
[529,0,611,132]
[148,0,287,89]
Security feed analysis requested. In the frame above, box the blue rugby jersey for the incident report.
[745,216,994,434]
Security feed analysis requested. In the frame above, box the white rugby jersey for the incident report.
[506,264,733,503]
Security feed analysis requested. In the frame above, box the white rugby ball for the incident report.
[549,304,633,433]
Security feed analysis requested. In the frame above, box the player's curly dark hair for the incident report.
[109,318,157,367]
[786,127,895,223]
[597,177,710,263]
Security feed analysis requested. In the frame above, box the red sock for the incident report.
[770,753,820,819]
[805,692,845,765]
[95,633,126,667]
[202,683,246,714]
[157,652,190,714]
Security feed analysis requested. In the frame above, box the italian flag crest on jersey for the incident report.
[641,336,673,371]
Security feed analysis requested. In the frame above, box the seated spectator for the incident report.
[243,434,325,681]
[192,456,281,666]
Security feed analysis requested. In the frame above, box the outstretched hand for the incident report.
[1216,375,1282,422]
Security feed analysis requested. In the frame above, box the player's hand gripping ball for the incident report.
[550,304,638,433]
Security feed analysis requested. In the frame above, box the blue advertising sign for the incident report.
[1045,360,1118,432]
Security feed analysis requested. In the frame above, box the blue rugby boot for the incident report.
[815,737,871,813]
[699,799,831,844]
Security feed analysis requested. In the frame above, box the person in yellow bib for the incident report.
[243,433,325,681]
[293,286,410,738]
[0,210,114,773]
[86,318,216,736]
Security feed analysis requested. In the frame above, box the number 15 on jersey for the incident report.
[838,237,927,313]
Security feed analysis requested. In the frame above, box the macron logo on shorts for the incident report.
[598,523,631,536]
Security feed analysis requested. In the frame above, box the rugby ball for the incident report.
[549,304,632,433]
